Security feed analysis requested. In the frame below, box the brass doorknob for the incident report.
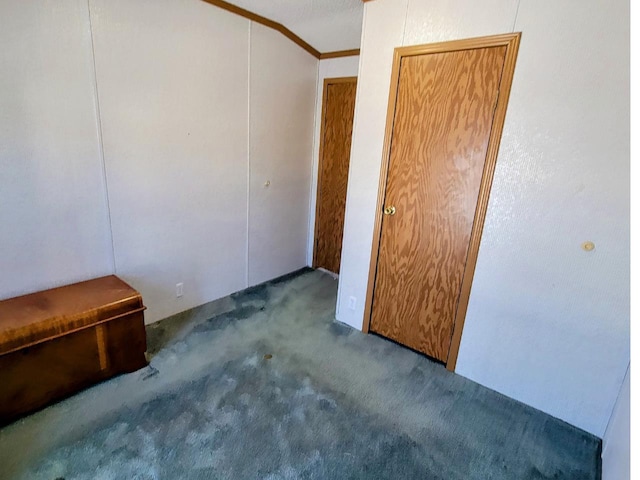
[383,205,396,216]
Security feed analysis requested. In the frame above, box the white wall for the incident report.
[602,365,630,480]
[0,0,114,300]
[338,0,629,437]
[220,0,363,53]
[307,56,360,266]
[1,0,319,324]
[90,0,250,323]
[249,24,318,286]
[91,1,318,321]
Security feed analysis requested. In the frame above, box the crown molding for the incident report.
[202,0,361,59]
[202,0,321,58]
[319,49,360,59]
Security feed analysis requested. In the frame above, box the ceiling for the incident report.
[224,0,363,53]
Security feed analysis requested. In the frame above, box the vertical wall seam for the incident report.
[601,362,630,453]
[336,4,369,320]
[306,58,322,266]
[401,0,410,46]
[511,0,522,32]
[245,21,252,288]
[87,0,117,274]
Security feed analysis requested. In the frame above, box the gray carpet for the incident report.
[0,268,600,479]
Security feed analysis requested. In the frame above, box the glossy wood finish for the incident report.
[313,77,357,274]
[319,49,360,59]
[0,276,148,424]
[0,275,143,354]
[365,34,521,367]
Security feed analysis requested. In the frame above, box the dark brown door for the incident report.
[313,77,357,274]
[370,45,509,362]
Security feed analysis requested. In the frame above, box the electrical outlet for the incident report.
[348,296,357,310]
[176,282,184,298]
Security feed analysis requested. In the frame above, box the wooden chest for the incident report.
[0,275,148,425]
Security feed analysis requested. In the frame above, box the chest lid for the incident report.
[0,275,144,355]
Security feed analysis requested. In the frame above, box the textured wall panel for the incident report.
[602,365,630,480]
[249,23,317,286]
[403,0,518,45]
[338,0,629,437]
[456,0,629,438]
[91,0,249,322]
[0,0,114,300]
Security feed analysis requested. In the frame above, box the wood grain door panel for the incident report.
[314,79,357,274]
[370,46,507,362]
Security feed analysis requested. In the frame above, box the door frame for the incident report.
[362,33,521,371]
[312,76,358,270]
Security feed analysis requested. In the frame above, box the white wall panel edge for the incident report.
[245,21,253,289]
[86,0,116,274]
[601,364,630,480]
[334,6,370,323]
[336,0,408,329]
[305,59,322,267]
[306,56,361,268]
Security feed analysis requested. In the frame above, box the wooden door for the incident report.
[368,34,520,366]
[313,77,357,274]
